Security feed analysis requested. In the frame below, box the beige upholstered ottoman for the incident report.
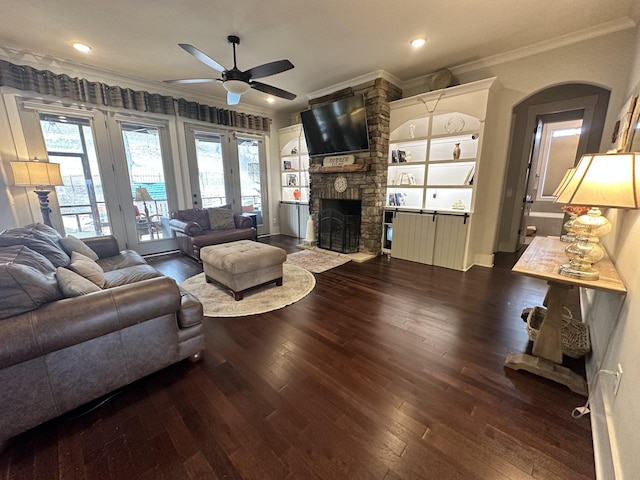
[200,240,287,300]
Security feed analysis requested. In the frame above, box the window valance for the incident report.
[0,59,271,133]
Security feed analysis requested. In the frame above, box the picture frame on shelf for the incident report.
[286,174,298,186]
[283,160,292,170]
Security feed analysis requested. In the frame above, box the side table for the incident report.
[505,236,626,395]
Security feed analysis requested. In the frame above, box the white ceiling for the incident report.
[1,0,638,116]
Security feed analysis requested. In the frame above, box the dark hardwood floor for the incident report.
[0,236,594,479]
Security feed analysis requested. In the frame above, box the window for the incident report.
[39,114,109,237]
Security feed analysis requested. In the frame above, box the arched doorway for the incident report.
[496,83,611,253]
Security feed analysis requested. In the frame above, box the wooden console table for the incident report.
[505,236,626,395]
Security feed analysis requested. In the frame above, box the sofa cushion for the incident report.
[56,267,102,297]
[0,245,56,275]
[59,235,99,261]
[0,227,70,268]
[0,261,63,320]
[190,228,256,248]
[208,206,235,231]
[23,223,63,243]
[96,250,147,272]
[69,251,105,287]
[103,264,163,288]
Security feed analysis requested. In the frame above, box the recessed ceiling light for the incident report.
[72,43,92,53]
[410,37,427,48]
[266,97,275,104]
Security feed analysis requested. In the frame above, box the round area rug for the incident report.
[180,264,315,317]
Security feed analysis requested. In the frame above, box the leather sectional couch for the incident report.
[0,223,205,443]
[169,207,256,261]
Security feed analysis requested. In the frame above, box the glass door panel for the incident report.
[39,114,110,238]
[236,136,268,235]
[120,123,170,243]
[195,133,228,208]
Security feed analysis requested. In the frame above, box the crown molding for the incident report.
[402,17,636,90]
[306,70,403,100]
[450,17,636,76]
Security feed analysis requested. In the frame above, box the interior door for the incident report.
[518,120,542,248]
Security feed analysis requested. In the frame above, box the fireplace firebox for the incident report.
[318,200,361,254]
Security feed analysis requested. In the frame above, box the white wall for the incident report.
[587,23,640,480]
[401,26,637,268]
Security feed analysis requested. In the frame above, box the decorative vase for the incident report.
[293,189,300,200]
[453,143,461,159]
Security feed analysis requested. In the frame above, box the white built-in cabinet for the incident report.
[278,124,309,238]
[383,77,497,270]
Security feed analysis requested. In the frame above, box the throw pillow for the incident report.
[0,257,63,320]
[69,251,105,287]
[56,267,102,297]
[60,235,99,261]
[208,206,235,231]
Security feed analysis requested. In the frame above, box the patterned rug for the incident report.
[285,249,351,273]
[180,264,315,317]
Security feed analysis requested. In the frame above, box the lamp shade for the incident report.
[554,152,640,208]
[10,161,63,188]
[552,167,576,197]
[134,186,153,202]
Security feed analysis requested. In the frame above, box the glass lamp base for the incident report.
[559,263,600,281]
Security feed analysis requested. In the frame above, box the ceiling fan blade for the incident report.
[164,78,220,84]
[179,44,227,72]
[251,81,296,100]
[246,60,294,80]
[227,91,242,105]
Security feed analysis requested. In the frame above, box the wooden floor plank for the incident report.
[0,237,596,479]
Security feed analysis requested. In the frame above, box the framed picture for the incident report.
[286,174,298,186]
[610,94,638,152]
[283,160,292,170]
[625,94,640,152]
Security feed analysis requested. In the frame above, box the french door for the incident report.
[185,126,270,236]
[37,109,178,254]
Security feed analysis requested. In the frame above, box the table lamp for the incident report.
[134,186,153,218]
[554,152,640,280]
[10,160,64,227]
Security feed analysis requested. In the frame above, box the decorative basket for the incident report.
[521,306,591,359]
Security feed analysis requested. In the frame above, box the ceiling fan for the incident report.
[165,35,296,106]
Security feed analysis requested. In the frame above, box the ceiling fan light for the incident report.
[223,80,251,95]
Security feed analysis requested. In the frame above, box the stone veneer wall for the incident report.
[308,78,402,255]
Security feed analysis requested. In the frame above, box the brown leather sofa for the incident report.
[169,208,256,261]
[0,224,205,443]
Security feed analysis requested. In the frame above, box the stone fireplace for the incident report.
[308,77,402,255]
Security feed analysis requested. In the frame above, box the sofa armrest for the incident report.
[234,214,253,230]
[0,276,184,370]
[82,235,120,259]
[169,218,203,237]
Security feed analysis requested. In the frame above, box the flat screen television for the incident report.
[300,94,370,157]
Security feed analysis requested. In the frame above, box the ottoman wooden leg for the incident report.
[233,290,244,301]
[275,277,283,286]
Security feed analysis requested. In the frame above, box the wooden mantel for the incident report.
[308,164,370,174]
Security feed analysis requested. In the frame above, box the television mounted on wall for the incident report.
[300,94,370,157]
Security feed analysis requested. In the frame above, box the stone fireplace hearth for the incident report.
[307,77,402,255]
